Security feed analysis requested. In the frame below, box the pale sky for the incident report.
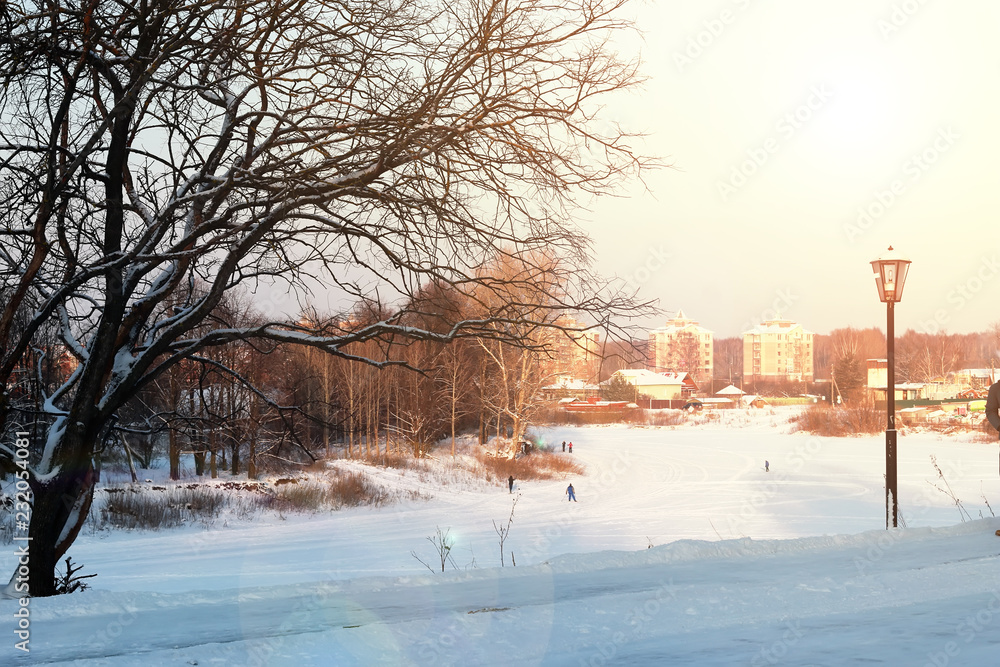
[583,0,1000,338]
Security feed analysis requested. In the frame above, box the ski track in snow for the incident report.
[3,408,1000,665]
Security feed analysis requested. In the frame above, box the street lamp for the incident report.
[870,246,911,529]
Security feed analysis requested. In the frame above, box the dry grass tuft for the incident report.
[792,402,884,436]
[270,470,392,511]
[89,468,394,530]
[645,411,687,427]
[98,486,230,530]
[359,450,425,470]
[328,470,393,507]
[475,450,584,483]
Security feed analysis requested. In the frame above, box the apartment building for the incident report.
[743,318,814,383]
[648,310,713,381]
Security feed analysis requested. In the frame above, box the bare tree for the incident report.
[990,321,1000,371]
[665,331,702,377]
[435,340,477,457]
[896,330,964,383]
[0,0,654,595]
[713,337,743,386]
[826,327,885,401]
[474,251,570,453]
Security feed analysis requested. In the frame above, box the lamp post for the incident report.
[870,246,911,529]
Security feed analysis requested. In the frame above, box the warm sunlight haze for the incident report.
[585,0,1000,338]
[3,1,1000,665]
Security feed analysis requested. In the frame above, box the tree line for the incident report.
[3,254,596,482]
[713,325,1000,401]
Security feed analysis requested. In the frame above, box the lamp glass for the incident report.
[870,251,911,303]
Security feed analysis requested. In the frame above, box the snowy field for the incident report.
[3,406,1000,666]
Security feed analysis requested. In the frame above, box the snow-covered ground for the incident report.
[3,407,1000,665]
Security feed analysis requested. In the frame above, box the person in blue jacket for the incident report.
[566,483,577,502]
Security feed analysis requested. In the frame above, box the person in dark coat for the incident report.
[566,483,577,502]
[562,441,566,452]
[987,380,1000,435]
[508,475,515,493]
[986,379,1000,474]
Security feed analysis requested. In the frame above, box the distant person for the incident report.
[568,442,573,453]
[508,475,515,494]
[987,379,1000,474]
[562,441,566,452]
[765,460,770,472]
[566,483,577,502]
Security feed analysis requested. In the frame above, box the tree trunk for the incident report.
[169,427,180,480]
[248,433,257,479]
[123,438,138,483]
[322,359,330,457]
[25,427,96,597]
[495,412,501,453]
[231,442,240,476]
[209,429,218,479]
[347,366,355,458]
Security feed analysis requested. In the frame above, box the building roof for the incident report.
[956,368,993,378]
[608,369,685,387]
[868,382,925,390]
[716,384,744,395]
[743,319,813,336]
[649,309,713,336]
[542,377,601,391]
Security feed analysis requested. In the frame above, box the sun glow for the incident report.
[810,55,914,151]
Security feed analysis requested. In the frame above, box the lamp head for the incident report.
[870,246,911,303]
